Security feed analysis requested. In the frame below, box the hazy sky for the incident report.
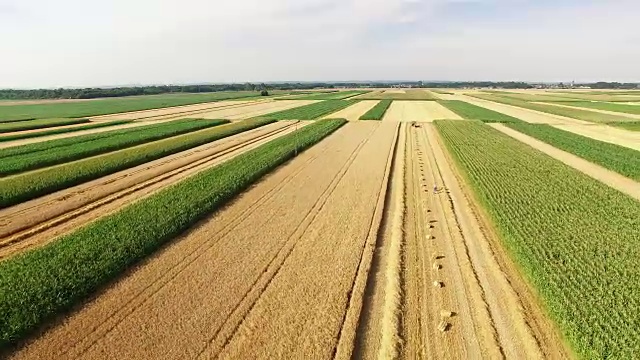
[1,0,639,88]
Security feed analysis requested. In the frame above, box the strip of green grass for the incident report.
[547,101,640,115]
[0,119,228,176]
[0,118,36,124]
[0,118,346,349]
[610,121,640,131]
[359,100,392,120]
[0,120,133,142]
[438,100,522,123]
[0,118,90,133]
[0,91,275,122]
[435,120,640,358]
[261,100,356,120]
[470,94,634,123]
[0,118,274,209]
[506,122,640,180]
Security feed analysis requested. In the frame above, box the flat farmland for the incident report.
[356,89,439,100]
[1,89,638,359]
[322,100,380,121]
[383,101,462,122]
[0,91,281,122]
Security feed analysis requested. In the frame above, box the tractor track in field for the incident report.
[0,121,307,259]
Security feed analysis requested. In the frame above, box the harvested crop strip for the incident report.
[283,91,369,100]
[0,118,90,133]
[0,119,346,349]
[435,120,640,358]
[0,119,228,175]
[506,122,640,181]
[438,100,522,123]
[261,100,356,120]
[0,120,132,142]
[470,94,633,123]
[0,118,274,208]
[359,99,392,120]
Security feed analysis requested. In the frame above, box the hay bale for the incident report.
[437,320,450,332]
[432,263,441,270]
[440,310,453,318]
[433,281,443,288]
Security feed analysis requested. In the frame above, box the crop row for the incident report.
[0,118,274,209]
[506,122,640,180]
[261,100,356,120]
[435,120,640,358]
[0,119,227,176]
[0,118,90,133]
[611,121,640,131]
[438,100,522,123]
[0,120,133,142]
[0,91,269,122]
[470,93,633,123]
[0,118,346,349]
[359,100,393,120]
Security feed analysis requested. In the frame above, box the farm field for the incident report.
[0,91,287,121]
[449,93,640,149]
[0,90,639,359]
[355,89,440,100]
[321,100,379,121]
[539,101,640,117]
[280,90,369,100]
[383,101,462,122]
[435,121,640,358]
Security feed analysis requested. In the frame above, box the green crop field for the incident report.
[506,122,640,180]
[356,89,439,100]
[0,118,346,349]
[546,101,640,115]
[0,120,133,142]
[435,120,640,358]
[260,100,356,120]
[0,118,91,133]
[281,90,369,100]
[359,100,392,120]
[438,100,522,123]
[0,118,274,209]
[470,93,636,123]
[0,91,277,122]
[610,121,640,131]
[0,119,227,176]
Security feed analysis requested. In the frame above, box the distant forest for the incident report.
[1,81,637,100]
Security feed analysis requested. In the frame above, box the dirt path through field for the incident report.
[353,123,569,359]
[491,124,640,200]
[0,121,307,258]
[383,101,462,122]
[535,102,640,120]
[8,122,399,360]
[322,100,379,121]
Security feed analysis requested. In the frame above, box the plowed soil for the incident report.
[322,100,380,121]
[0,121,306,259]
[491,124,640,200]
[383,101,462,122]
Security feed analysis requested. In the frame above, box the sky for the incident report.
[1,0,639,88]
